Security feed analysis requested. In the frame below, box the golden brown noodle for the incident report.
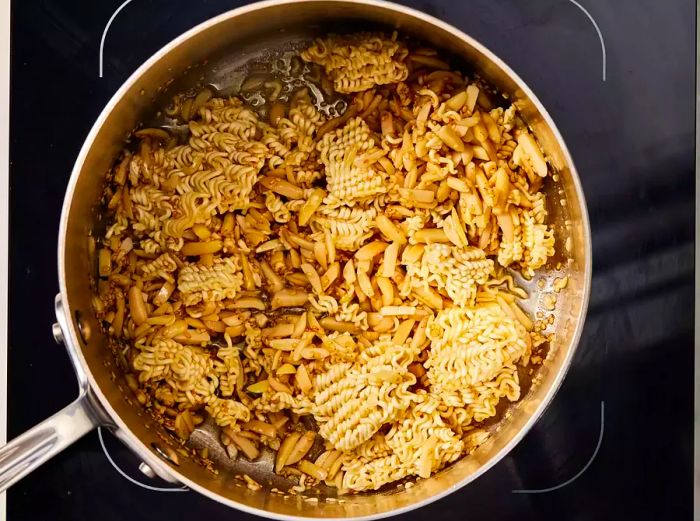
[94,32,557,493]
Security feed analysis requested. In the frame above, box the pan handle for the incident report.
[0,392,99,492]
[0,295,109,492]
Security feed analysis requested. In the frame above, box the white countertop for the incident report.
[1,0,10,518]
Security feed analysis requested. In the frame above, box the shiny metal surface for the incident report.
[51,322,63,344]
[0,297,102,492]
[138,462,157,480]
[0,394,97,492]
[4,0,591,518]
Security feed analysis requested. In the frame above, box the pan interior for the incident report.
[60,2,589,518]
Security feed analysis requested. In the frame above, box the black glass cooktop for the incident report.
[8,1,695,520]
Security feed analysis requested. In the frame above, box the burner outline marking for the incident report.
[512,400,605,493]
[98,427,189,493]
[567,0,607,81]
[98,1,607,82]
[99,0,135,78]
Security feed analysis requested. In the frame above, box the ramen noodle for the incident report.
[93,32,556,493]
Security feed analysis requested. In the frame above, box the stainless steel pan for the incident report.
[0,0,591,518]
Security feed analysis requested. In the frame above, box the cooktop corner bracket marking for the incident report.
[512,400,605,493]
[99,0,135,78]
[567,0,607,82]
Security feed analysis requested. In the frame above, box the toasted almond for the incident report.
[286,432,316,466]
[271,289,309,310]
[259,176,305,199]
[276,432,301,472]
[242,419,277,438]
[380,306,417,316]
[413,229,449,243]
[295,364,313,393]
[297,460,328,481]
[277,363,297,375]
[247,380,270,394]
[355,240,389,261]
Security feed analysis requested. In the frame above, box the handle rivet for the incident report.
[151,442,180,466]
[138,462,157,479]
[75,311,91,343]
[51,323,63,344]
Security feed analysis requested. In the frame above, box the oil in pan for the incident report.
[236,48,348,121]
